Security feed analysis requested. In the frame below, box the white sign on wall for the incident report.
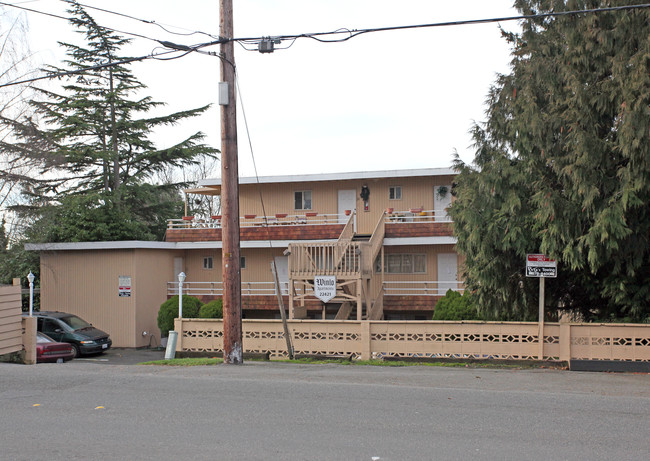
[118,275,132,297]
[314,275,336,303]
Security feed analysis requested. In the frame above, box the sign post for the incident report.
[526,254,557,360]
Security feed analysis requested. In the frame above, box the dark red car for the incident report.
[36,332,75,363]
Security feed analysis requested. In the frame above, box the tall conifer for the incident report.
[452,1,649,321]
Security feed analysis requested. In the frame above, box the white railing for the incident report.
[167,213,344,229]
[167,281,291,296]
[383,280,464,296]
[170,281,464,297]
[384,209,452,223]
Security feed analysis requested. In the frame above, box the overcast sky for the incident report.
[19,0,520,178]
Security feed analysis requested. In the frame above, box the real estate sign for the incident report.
[526,254,557,278]
[314,275,336,303]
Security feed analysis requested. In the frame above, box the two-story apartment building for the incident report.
[167,167,461,321]
[27,167,463,347]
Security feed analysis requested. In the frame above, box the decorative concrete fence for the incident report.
[174,319,650,363]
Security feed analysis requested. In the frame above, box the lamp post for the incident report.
[165,271,186,361]
[178,272,186,318]
[27,272,35,317]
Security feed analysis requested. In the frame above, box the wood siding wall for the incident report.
[0,280,22,356]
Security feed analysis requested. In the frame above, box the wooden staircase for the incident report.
[288,212,387,320]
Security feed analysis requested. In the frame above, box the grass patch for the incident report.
[139,355,562,370]
[266,357,534,369]
[140,357,222,366]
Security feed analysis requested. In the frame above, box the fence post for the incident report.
[174,318,183,352]
[22,316,37,365]
[360,321,371,360]
[559,320,571,363]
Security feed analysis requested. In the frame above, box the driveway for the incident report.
[73,347,166,365]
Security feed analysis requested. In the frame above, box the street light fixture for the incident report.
[27,272,35,317]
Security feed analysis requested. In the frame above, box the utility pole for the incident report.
[220,0,243,364]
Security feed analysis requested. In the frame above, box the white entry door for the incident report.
[434,185,452,221]
[337,189,356,224]
[437,253,458,295]
[273,257,289,295]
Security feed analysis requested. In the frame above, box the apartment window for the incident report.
[203,257,213,270]
[382,254,427,274]
[389,186,402,200]
[241,256,246,269]
[294,190,312,210]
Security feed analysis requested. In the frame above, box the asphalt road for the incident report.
[1,351,648,461]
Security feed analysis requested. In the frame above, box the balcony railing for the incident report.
[169,280,464,298]
[168,281,292,296]
[383,280,464,296]
[167,213,344,229]
[167,209,452,229]
[289,241,363,278]
[384,209,452,223]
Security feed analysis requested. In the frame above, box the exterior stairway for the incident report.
[288,211,386,320]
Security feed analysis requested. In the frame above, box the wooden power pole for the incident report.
[220,0,243,364]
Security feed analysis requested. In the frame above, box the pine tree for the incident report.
[452,0,650,321]
[1,1,217,241]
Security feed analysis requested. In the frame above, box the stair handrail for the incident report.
[337,211,355,243]
[361,212,386,275]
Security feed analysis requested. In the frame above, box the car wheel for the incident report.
[70,344,80,359]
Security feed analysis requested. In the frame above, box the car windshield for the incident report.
[59,315,92,330]
[37,332,54,343]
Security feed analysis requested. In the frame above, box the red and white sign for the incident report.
[526,254,557,278]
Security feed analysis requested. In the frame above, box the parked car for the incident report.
[36,332,74,363]
[27,311,112,358]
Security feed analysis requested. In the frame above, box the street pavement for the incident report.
[1,349,648,460]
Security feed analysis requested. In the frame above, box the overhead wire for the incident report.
[0,49,182,88]
[0,1,161,43]
[1,2,648,86]
[229,3,650,49]
[72,1,220,40]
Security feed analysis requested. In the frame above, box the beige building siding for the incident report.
[181,248,286,286]
[133,249,177,346]
[0,280,22,356]
[239,175,455,235]
[40,250,175,348]
[383,244,458,281]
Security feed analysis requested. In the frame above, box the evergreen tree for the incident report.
[1,1,217,242]
[452,0,649,321]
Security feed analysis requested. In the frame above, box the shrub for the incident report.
[433,290,482,321]
[199,299,223,319]
[157,295,203,337]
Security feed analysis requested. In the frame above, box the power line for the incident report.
[73,1,220,40]
[2,1,648,87]
[0,49,180,88]
[232,3,650,51]
[0,0,163,44]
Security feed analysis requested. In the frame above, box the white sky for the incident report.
[18,0,520,178]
